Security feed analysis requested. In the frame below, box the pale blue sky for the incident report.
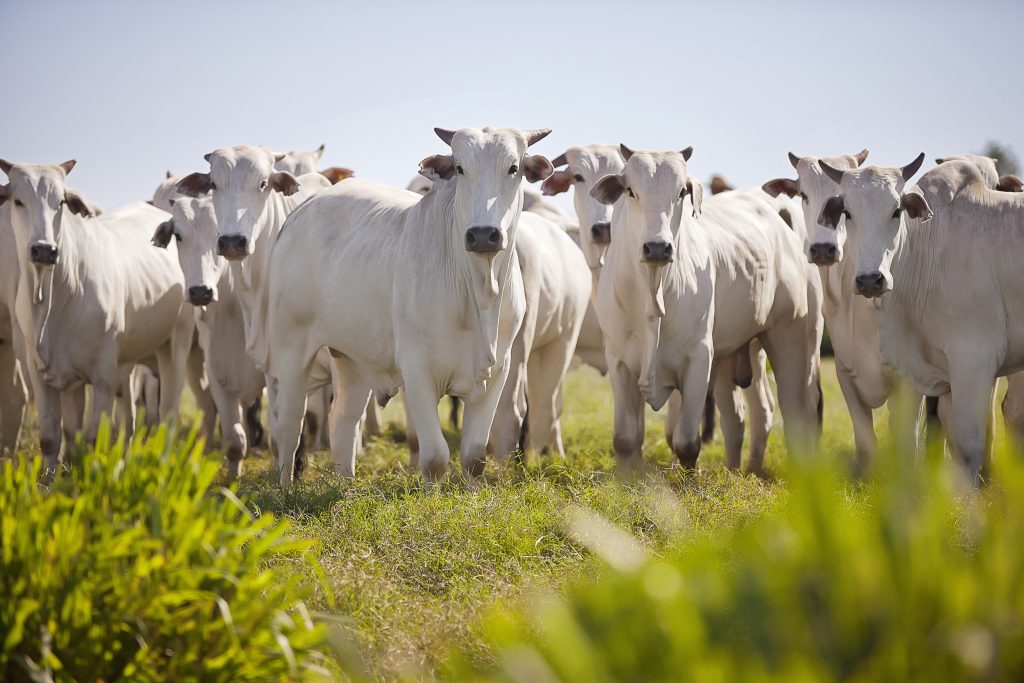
[2,0,1021,209]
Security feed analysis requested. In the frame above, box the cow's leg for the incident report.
[0,341,27,455]
[671,353,713,469]
[742,347,774,474]
[186,341,218,442]
[269,358,314,487]
[835,364,877,475]
[761,323,818,457]
[87,381,117,446]
[609,358,645,472]
[401,368,447,482]
[525,336,577,457]
[59,386,85,456]
[712,367,745,470]
[947,362,998,486]
[116,365,137,443]
[208,375,246,480]
[490,331,526,461]
[157,312,195,425]
[403,391,420,469]
[363,394,383,440]
[1003,373,1024,444]
[33,376,63,471]
[327,356,372,479]
[664,390,680,451]
[460,358,512,479]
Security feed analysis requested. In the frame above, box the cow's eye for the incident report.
[843,210,852,220]
[57,199,65,208]
[679,187,687,199]
[627,187,635,199]
[14,199,23,207]
[456,165,465,175]
[174,233,182,242]
[508,164,518,175]
[259,180,268,191]
[799,192,808,202]
[574,174,584,182]
[891,208,901,219]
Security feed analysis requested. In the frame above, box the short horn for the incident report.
[788,152,801,169]
[434,128,456,146]
[620,144,634,161]
[524,129,552,147]
[680,146,693,161]
[901,152,926,181]
[854,148,869,166]
[820,160,846,185]
[550,152,568,168]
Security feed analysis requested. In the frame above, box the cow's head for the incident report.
[763,149,869,266]
[153,196,224,306]
[177,145,299,261]
[273,144,325,176]
[935,154,1023,193]
[0,158,93,268]
[419,127,553,257]
[817,153,931,299]
[541,144,624,270]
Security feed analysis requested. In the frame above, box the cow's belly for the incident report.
[119,288,184,363]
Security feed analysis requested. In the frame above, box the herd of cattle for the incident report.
[1,127,1022,487]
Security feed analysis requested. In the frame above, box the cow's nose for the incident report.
[855,272,887,298]
[188,285,214,306]
[29,243,58,265]
[590,222,612,245]
[465,226,502,254]
[642,241,673,263]
[217,234,249,260]
[808,243,839,265]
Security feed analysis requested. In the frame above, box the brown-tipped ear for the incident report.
[900,189,932,221]
[419,154,456,181]
[269,171,300,196]
[152,219,175,248]
[63,189,93,217]
[320,166,354,184]
[788,152,802,169]
[819,195,846,229]
[590,174,625,205]
[0,159,12,175]
[524,129,551,147]
[997,174,1023,193]
[315,143,325,159]
[541,169,573,196]
[0,185,8,207]
[434,128,456,146]
[176,172,214,197]
[820,160,846,185]
[854,148,869,166]
[59,160,76,176]
[680,146,693,162]
[620,144,634,161]
[523,154,554,183]
[686,178,703,218]
[762,178,799,198]
[901,152,926,181]
[550,152,568,168]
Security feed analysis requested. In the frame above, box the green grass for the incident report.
[7,360,1021,680]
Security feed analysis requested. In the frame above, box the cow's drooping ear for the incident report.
[541,169,573,196]
[315,143,325,159]
[997,174,1023,193]
[176,172,214,197]
[900,188,933,222]
[419,154,456,181]
[152,219,175,248]
[58,160,76,176]
[680,146,693,162]
[685,178,703,218]
[63,189,93,217]
[269,171,300,196]
[900,152,926,182]
[819,160,846,185]
[0,184,8,207]
[320,166,354,184]
[762,178,799,198]
[523,154,554,183]
[819,195,846,229]
[591,174,626,205]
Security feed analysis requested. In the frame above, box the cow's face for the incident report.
[0,159,93,268]
[273,144,324,176]
[542,145,624,270]
[817,154,931,299]
[420,127,553,257]
[176,145,299,261]
[763,149,869,266]
[153,197,223,306]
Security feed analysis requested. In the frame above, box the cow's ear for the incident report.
[58,160,76,176]
[997,174,1023,193]
[315,143,325,160]
[900,188,932,222]
[177,172,214,197]
[269,171,300,196]
[685,178,703,218]
[541,169,573,196]
[64,189,93,217]
[591,174,625,205]
[0,185,8,207]
[762,178,799,198]
[818,195,845,229]
[152,219,174,248]
[419,154,455,181]
[523,154,554,183]
[273,152,287,163]
[320,166,354,184]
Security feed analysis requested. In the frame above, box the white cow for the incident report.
[0,203,29,454]
[592,146,822,470]
[274,144,354,185]
[0,159,194,468]
[264,127,552,484]
[816,155,1024,482]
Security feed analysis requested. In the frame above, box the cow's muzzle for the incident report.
[30,243,58,266]
[642,241,673,263]
[590,222,612,245]
[217,234,249,260]
[808,243,839,266]
[188,285,215,306]
[465,226,502,254]
[855,271,888,298]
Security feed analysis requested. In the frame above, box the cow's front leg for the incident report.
[460,357,513,479]
[156,309,195,425]
[711,364,745,470]
[400,364,447,483]
[671,350,712,469]
[327,356,372,479]
[608,357,645,473]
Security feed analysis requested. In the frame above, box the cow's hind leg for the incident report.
[742,347,774,474]
[0,341,27,455]
[761,322,818,457]
[157,312,195,425]
[1003,373,1024,445]
[712,366,745,470]
[525,336,577,458]
[327,356,372,479]
[490,331,527,461]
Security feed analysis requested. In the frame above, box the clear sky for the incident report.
[2,0,1021,210]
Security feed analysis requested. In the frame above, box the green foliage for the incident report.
[459,450,1024,682]
[0,422,332,682]
[981,141,1020,176]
